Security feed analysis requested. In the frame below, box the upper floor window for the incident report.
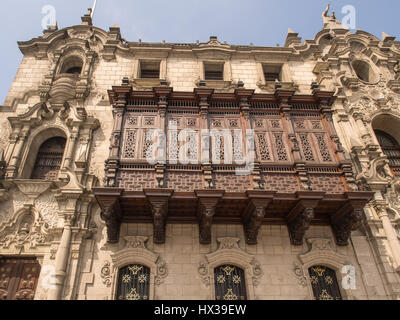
[214,265,247,300]
[204,62,224,81]
[60,56,83,76]
[352,60,374,83]
[31,137,66,181]
[116,264,150,300]
[263,64,282,82]
[308,265,342,300]
[140,61,161,79]
[375,130,400,167]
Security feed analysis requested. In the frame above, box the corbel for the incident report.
[195,190,224,244]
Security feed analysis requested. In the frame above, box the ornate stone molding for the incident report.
[101,261,112,287]
[295,237,352,299]
[356,156,393,191]
[0,208,50,250]
[198,237,263,300]
[107,235,168,299]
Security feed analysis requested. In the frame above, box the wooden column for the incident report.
[104,82,132,187]
[195,88,214,188]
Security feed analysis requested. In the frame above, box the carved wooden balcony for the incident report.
[94,84,374,246]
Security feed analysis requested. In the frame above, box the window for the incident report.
[60,56,83,76]
[352,60,374,83]
[204,62,224,81]
[374,130,400,167]
[116,264,150,300]
[140,61,160,79]
[31,137,66,180]
[214,265,247,300]
[0,258,41,300]
[308,266,342,300]
[263,64,282,82]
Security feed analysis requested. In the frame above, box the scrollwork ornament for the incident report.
[155,258,168,286]
[101,261,112,287]
[294,262,308,287]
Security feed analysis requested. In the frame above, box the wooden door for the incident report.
[0,258,41,300]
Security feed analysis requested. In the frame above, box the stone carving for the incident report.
[155,258,168,286]
[250,259,263,287]
[124,236,148,248]
[293,262,308,287]
[198,259,211,286]
[198,237,263,290]
[217,237,240,250]
[101,261,112,287]
[356,156,393,188]
[0,213,49,249]
[34,191,59,228]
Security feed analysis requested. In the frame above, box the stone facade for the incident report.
[0,8,400,300]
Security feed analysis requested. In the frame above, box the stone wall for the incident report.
[78,220,388,300]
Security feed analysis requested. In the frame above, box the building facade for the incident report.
[0,7,400,300]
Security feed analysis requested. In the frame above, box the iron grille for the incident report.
[116,264,150,300]
[214,265,247,301]
[308,266,342,300]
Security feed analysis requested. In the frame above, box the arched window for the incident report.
[60,56,83,76]
[375,130,400,167]
[31,137,66,180]
[116,264,150,300]
[214,265,247,300]
[308,265,342,300]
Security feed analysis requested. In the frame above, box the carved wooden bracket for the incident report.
[331,192,372,246]
[287,192,324,245]
[243,191,274,244]
[196,190,224,244]
[144,189,173,244]
[94,188,123,243]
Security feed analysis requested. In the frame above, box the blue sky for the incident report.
[1,0,399,103]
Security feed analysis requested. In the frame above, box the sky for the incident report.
[0,0,399,104]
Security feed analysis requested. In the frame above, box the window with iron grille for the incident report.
[116,264,150,300]
[204,62,224,81]
[31,137,66,181]
[308,266,342,300]
[375,130,400,167]
[214,265,247,300]
[140,61,160,79]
